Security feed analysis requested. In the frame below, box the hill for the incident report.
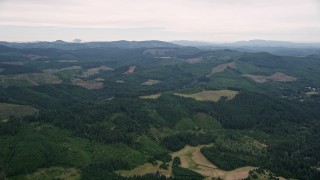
[0,43,320,180]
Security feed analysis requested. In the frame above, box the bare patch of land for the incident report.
[71,78,104,90]
[123,66,136,75]
[172,145,256,180]
[139,93,162,99]
[174,90,238,102]
[80,66,113,77]
[207,62,236,77]
[268,72,297,82]
[186,58,204,64]
[243,72,297,83]
[242,74,267,83]
[141,79,161,86]
[0,103,39,120]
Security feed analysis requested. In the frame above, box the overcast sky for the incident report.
[0,0,319,42]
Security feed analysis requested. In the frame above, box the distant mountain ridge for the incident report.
[0,40,180,50]
[172,39,320,48]
[172,40,320,56]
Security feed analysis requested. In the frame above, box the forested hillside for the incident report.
[0,43,320,179]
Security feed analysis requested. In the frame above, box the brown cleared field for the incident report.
[141,79,161,86]
[139,93,162,99]
[174,90,238,102]
[243,72,297,83]
[268,72,297,82]
[80,65,113,77]
[123,66,136,74]
[207,62,236,77]
[186,58,204,64]
[0,73,62,87]
[242,74,267,83]
[172,145,256,180]
[117,160,172,177]
[0,103,39,120]
[71,78,104,90]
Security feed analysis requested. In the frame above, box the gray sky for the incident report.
[0,0,319,42]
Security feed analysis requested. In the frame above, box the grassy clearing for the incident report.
[174,113,224,131]
[175,118,197,130]
[141,79,161,86]
[132,134,168,156]
[0,103,38,120]
[174,90,238,102]
[149,127,177,142]
[171,145,256,180]
[92,143,146,166]
[71,78,104,90]
[193,113,222,130]
[139,93,161,99]
[11,167,81,180]
[117,160,172,177]
[0,73,62,87]
[43,66,82,73]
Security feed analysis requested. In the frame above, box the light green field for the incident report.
[141,79,161,86]
[12,167,81,180]
[139,93,162,99]
[193,113,222,130]
[117,160,172,177]
[0,73,62,87]
[0,103,39,120]
[132,134,168,155]
[174,90,238,102]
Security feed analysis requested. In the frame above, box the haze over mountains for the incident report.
[173,40,320,48]
[173,40,320,56]
[1,39,320,57]
[0,40,180,50]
